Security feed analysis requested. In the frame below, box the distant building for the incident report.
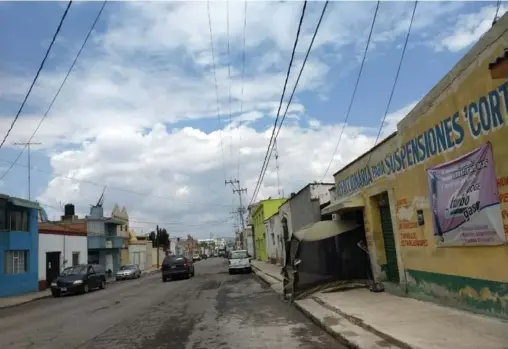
[38,203,88,290]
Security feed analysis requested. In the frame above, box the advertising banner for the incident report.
[427,142,505,247]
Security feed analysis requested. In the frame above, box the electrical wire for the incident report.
[0,157,236,208]
[494,0,502,25]
[319,0,380,181]
[249,0,308,206]
[0,1,73,150]
[237,0,248,183]
[226,0,234,173]
[39,202,235,228]
[250,0,330,206]
[207,0,228,181]
[0,1,107,181]
[366,1,418,167]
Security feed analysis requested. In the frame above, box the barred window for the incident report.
[4,250,28,274]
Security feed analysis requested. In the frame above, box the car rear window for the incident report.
[231,251,248,259]
[163,256,185,264]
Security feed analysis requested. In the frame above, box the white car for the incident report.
[228,250,251,274]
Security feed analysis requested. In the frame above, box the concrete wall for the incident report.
[0,208,39,297]
[265,214,283,265]
[38,234,87,282]
[128,243,147,271]
[330,14,508,318]
[289,185,332,232]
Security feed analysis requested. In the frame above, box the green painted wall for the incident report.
[406,269,508,318]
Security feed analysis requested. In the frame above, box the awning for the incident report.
[321,195,365,215]
[9,197,40,210]
[293,220,361,242]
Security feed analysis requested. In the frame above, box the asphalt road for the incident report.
[0,257,345,349]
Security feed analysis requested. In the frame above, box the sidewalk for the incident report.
[251,260,508,349]
[0,268,160,310]
[251,260,284,294]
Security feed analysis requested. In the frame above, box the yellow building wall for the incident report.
[389,34,508,316]
[333,134,402,283]
[252,199,286,261]
[332,19,508,317]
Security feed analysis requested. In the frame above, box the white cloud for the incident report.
[435,5,507,52]
[0,1,488,238]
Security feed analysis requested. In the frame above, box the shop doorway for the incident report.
[378,192,400,283]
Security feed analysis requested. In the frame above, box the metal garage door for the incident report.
[379,203,400,283]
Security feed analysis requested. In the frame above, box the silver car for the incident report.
[116,264,141,281]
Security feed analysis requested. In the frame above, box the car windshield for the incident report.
[119,265,136,270]
[61,265,87,276]
[230,251,248,259]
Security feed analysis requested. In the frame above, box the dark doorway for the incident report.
[46,252,61,287]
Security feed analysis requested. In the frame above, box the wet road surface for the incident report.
[0,257,345,349]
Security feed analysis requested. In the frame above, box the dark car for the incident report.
[161,255,195,282]
[50,264,106,297]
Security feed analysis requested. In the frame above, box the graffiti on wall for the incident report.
[337,81,508,198]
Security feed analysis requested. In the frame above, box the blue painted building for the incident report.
[0,194,40,297]
[86,205,124,276]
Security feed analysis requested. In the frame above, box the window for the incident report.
[0,199,7,230]
[9,210,28,231]
[72,252,80,266]
[4,250,28,274]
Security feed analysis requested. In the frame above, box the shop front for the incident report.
[325,133,404,289]
[325,16,508,317]
[385,19,508,317]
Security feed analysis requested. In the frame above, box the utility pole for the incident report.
[156,225,160,269]
[225,179,247,249]
[13,141,41,201]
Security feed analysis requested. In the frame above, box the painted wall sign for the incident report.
[427,142,505,247]
[337,81,508,198]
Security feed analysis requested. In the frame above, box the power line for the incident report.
[0,1,107,182]
[39,202,234,227]
[493,0,503,25]
[250,0,329,205]
[366,1,418,167]
[237,0,248,183]
[249,0,308,205]
[320,0,380,181]
[207,0,227,181]
[226,0,234,173]
[0,1,73,150]
[0,157,236,208]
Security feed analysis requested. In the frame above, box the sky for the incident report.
[0,0,504,238]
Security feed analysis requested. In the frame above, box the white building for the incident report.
[265,213,284,265]
[38,221,88,290]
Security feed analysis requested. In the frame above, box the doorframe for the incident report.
[375,189,406,287]
[45,251,61,287]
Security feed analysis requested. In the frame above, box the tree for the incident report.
[149,228,170,250]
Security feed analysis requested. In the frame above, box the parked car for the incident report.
[50,264,106,297]
[192,253,201,262]
[116,264,141,281]
[228,250,251,274]
[200,254,208,260]
[162,255,195,282]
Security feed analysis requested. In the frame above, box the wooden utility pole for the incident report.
[13,141,41,201]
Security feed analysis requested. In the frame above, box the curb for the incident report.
[0,293,52,310]
[293,300,360,349]
[311,296,412,349]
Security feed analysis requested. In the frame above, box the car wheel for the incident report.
[100,280,106,289]
[186,271,191,279]
[83,283,89,293]
[51,290,60,298]
[228,269,232,275]
[162,276,167,282]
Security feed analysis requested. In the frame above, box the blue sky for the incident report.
[0,1,503,237]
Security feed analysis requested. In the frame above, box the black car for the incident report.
[50,264,106,297]
[161,255,195,282]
